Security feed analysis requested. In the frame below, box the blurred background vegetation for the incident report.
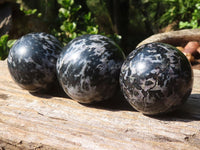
[0,0,200,59]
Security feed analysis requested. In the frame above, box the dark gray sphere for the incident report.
[7,32,62,92]
[56,34,125,103]
[120,42,193,115]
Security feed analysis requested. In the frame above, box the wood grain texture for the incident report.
[137,29,200,48]
[0,60,200,150]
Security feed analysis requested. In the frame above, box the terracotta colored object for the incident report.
[197,47,200,54]
[176,46,184,52]
[184,41,199,55]
[182,52,195,62]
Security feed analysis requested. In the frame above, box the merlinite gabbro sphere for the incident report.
[7,32,62,92]
[119,43,193,115]
[56,34,125,103]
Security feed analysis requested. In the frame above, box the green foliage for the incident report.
[53,0,99,45]
[7,39,17,49]
[2,0,199,59]
[131,0,200,32]
[16,0,100,46]
[179,3,200,29]
[0,35,9,60]
[17,0,42,17]
[86,0,113,33]
[20,6,42,18]
[0,35,16,60]
[20,7,37,15]
[0,0,101,59]
[158,0,200,29]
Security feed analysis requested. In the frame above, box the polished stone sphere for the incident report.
[56,34,125,103]
[120,42,193,115]
[7,32,62,92]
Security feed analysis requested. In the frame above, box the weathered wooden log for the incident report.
[0,60,200,150]
[137,29,200,48]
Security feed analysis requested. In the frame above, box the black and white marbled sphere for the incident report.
[57,34,125,103]
[7,32,62,92]
[120,43,193,115]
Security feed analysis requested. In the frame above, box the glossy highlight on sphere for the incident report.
[7,32,62,92]
[57,34,125,103]
[119,42,193,115]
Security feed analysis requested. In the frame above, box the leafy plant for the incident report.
[131,0,200,33]
[179,3,200,29]
[20,7,42,17]
[0,35,9,60]
[158,0,200,29]
[53,0,99,45]
[0,35,16,60]
[17,0,42,17]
